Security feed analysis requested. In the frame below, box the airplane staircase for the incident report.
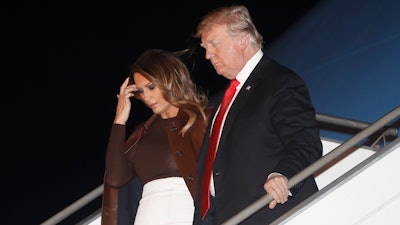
[41,106,400,225]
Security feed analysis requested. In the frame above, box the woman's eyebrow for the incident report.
[144,83,154,88]
[135,82,151,89]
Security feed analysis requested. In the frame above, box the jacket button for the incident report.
[186,176,194,181]
[176,150,183,156]
[171,127,177,132]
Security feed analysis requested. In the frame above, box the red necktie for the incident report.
[201,78,240,219]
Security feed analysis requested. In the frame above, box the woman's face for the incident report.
[133,72,178,119]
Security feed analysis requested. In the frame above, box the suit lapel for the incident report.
[216,56,270,153]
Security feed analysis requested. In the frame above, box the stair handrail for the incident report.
[316,112,398,148]
[40,185,103,225]
[221,105,400,225]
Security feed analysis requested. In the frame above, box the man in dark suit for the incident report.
[193,5,323,225]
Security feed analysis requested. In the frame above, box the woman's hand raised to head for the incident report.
[114,77,136,125]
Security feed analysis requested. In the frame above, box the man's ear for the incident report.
[240,34,250,49]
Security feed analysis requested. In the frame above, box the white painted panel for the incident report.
[273,140,400,225]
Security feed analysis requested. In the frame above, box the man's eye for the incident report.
[147,84,156,90]
[211,42,220,47]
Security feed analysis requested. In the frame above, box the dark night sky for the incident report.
[3,1,321,224]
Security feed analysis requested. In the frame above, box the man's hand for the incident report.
[264,173,289,209]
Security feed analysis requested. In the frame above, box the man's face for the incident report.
[200,24,246,79]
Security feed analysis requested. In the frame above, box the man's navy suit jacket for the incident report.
[193,55,323,225]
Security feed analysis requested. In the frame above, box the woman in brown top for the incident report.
[102,49,213,225]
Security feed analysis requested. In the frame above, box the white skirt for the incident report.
[134,177,194,225]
